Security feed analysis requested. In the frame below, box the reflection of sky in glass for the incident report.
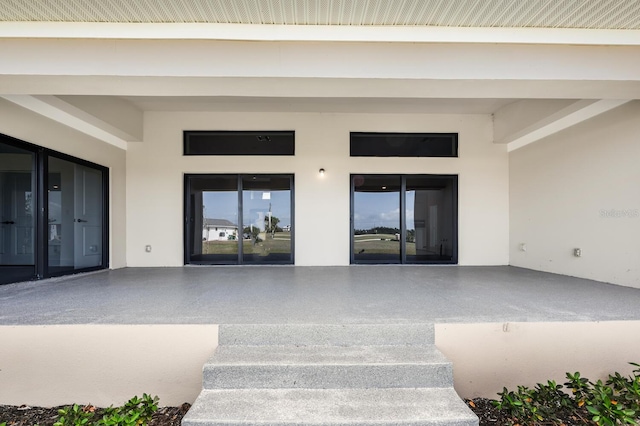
[354,191,416,231]
[353,191,400,230]
[405,191,416,229]
[203,190,291,228]
[203,192,238,225]
[243,190,291,228]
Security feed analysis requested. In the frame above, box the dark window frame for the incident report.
[184,173,295,265]
[350,132,458,157]
[0,133,109,284]
[184,131,295,156]
[350,173,458,265]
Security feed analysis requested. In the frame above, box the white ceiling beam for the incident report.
[1,22,640,46]
[1,39,640,82]
[503,99,631,152]
[2,76,640,100]
[494,100,577,143]
[57,95,143,142]
[0,95,130,150]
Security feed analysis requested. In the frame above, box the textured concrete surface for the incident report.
[185,324,476,426]
[182,388,478,426]
[1,266,640,325]
[204,347,452,389]
[208,344,448,364]
[219,324,435,345]
[204,363,453,389]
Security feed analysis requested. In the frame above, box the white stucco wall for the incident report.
[127,112,508,267]
[509,101,640,288]
[0,98,127,269]
[0,325,217,407]
[3,322,639,406]
[436,321,640,399]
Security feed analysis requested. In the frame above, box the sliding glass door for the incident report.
[0,141,36,284]
[185,174,294,265]
[187,175,239,263]
[351,174,457,264]
[48,156,106,274]
[242,175,292,264]
[0,134,108,285]
[405,176,456,262]
[352,175,401,263]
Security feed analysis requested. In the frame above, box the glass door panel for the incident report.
[188,175,239,263]
[0,141,36,284]
[352,175,401,263]
[48,156,105,273]
[351,174,457,265]
[242,175,292,264]
[406,176,455,262]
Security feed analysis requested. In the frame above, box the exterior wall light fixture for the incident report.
[319,168,325,176]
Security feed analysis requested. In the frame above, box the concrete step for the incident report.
[203,344,453,389]
[182,388,478,426]
[218,324,435,346]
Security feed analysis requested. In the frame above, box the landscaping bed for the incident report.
[3,363,639,426]
[0,400,590,426]
[0,403,190,426]
[466,398,591,425]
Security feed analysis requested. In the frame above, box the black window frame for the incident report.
[184,131,295,156]
[350,173,458,265]
[184,173,295,265]
[350,132,458,158]
[0,133,109,284]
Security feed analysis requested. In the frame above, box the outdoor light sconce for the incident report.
[319,168,325,176]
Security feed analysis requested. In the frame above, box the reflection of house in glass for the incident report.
[202,218,237,241]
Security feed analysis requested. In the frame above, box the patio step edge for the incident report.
[203,344,452,389]
[182,388,478,426]
[218,323,435,346]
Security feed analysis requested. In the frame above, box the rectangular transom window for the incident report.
[350,132,458,157]
[184,131,295,156]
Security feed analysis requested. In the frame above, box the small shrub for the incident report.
[54,404,94,426]
[97,394,159,426]
[493,363,640,426]
[492,381,573,425]
[54,395,159,426]
[584,379,636,426]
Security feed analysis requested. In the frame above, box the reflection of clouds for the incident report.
[355,211,399,229]
[354,208,417,229]
[379,208,399,221]
[405,208,414,223]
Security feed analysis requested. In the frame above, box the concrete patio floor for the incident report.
[2,266,640,325]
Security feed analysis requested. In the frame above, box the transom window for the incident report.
[350,132,458,157]
[184,131,295,156]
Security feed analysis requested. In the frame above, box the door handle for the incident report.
[1,220,15,225]
[75,219,88,223]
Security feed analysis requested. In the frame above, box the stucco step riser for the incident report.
[203,364,453,389]
[218,324,435,346]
